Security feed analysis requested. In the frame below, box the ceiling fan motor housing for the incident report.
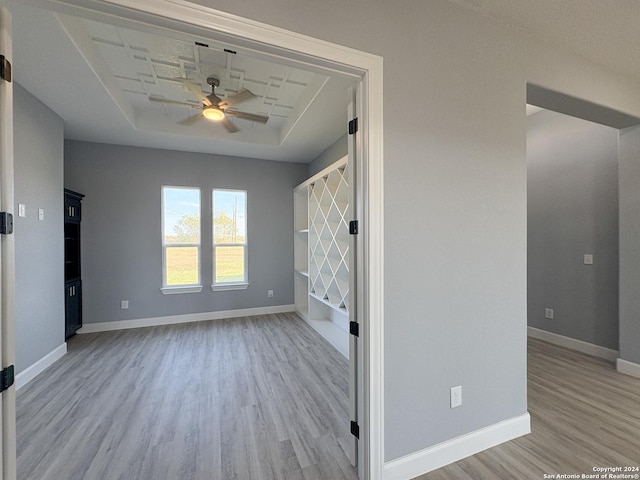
[206,77,223,105]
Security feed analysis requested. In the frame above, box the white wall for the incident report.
[64,140,308,325]
[14,83,65,373]
[619,126,640,365]
[308,135,347,177]
[185,0,640,463]
[527,110,619,350]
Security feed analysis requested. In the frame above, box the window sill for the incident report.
[161,285,203,295]
[211,283,249,292]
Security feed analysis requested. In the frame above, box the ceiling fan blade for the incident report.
[148,96,200,108]
[220,117,240,133]
[174,77,212,106]
[219,89,255,108]
[224,109,269,124]
[178,113,204,125]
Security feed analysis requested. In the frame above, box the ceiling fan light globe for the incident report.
[203,106,225,121]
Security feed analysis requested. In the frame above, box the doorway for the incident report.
[526,105,620,357]
[525,84,640,366]
[524,84,640,477]
[525,83,640,404]
[2,1,384,479]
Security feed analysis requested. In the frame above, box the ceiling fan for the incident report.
[149,77,269,133]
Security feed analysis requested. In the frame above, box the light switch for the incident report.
[450,386,462,408]
[584,254,593,265]
[18,204,25,217]
[38,208,44,221]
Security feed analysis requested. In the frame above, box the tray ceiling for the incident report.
[8,1,355,162]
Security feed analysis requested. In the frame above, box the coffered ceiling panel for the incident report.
[58,14,327,146]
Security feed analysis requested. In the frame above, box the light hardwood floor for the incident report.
[415,337,640,479]
[18,317,640,480]
[17,313,358,480]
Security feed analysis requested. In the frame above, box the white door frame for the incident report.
[347,87,360,471]
[20,1,385,477]
[0,6,16,480]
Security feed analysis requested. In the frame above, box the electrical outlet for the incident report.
[121,300,129,309]
[450,386,462,408]
[545,308,554,320]
[267,290,274,298]
[584,254,593,265]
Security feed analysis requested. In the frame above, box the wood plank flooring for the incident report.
[415,337,640,479]
[16,312,358,480]
[18,317,640,480]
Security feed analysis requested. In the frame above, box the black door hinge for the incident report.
[350,420,360,439]
[0,365,14,392]
[350,321,359,337]
[0,55,11,82]
[0,212,13,234]
[349,220,358,235]
[348,117,358,135]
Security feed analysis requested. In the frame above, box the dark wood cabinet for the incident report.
[64,191,82,223]
[64,189,84,339]
[65,280,82,338]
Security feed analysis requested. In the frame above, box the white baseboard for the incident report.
[16,343,67,390]
[77,304,296,334]
[527,327,618,362]
[383,413,531,480]
[616,358,640,379]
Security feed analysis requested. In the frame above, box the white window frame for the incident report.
[161,186,203,294]
[212,188,248,291]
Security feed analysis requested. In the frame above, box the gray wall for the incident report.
[619,126,640,364]
[188,0,640,462]
[308,135,347,177]
[14,83,65,373]
[64,141,307,325]
[527,110,619,349]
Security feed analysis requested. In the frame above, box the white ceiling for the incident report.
[7,1,355,163]
[8,0,640,163]
[525,105,544,116]
[449,0,640,84]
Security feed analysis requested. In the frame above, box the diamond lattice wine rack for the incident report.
[293,156,350,357]
[308,165,349,309]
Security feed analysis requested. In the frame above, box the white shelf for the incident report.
[294,156,350,356]
[310,292,348,314]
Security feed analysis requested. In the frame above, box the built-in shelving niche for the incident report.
[293,156,349,357]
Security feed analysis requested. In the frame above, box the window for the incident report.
[212,189,248,289]
[161,186,202,293]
